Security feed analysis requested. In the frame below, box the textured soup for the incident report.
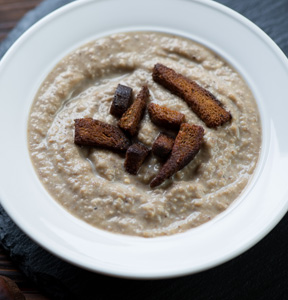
[28,32,261,237]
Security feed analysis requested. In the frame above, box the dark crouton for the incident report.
[152,132,174,159]
[74,118,130,152]
[148,103,185,130]
[110,84,133,117]
[118,85,149,136]
[124,143,150,175]
[152,63,231,128]
[150,123,204,188]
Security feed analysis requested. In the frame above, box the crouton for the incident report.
[118,85,149,136]
[152,132,174,159]
[150,123,204,188]
[74,118,130,152]
[124,142,150,175]
[110,84,133,117]
[148,103,185,130]
[152,63,231,128]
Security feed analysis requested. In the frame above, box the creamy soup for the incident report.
[28,32,261,237]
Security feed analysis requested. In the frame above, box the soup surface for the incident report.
[28,32,261,237]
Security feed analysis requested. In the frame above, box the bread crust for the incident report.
[110,84,133,117]
[148,103,185,130]
[152,63,231,128]
[124,142,150,175]
[152,132,175,159]
[74,118,130,152]
[118,85,149,136]
[150,123,204,188]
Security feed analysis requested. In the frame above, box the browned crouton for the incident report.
[152,132,174,159]
[110,84,133,117]
[148,103,185,130]
[152,63,231,128]
[118,85,149,136]
[124,142,150,175]
[74,118,130,152]
[150,123,204,188]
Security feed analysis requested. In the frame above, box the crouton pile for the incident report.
[74,64,231,188]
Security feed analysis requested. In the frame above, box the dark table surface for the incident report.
[0,1,50,299]
[0,0,41,42]
[0,0,288,299]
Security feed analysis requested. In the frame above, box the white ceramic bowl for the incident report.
[0,0,288,279]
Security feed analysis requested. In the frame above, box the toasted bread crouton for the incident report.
[148,103,185,130]
[152,63,231,128]
[74,118,130,152]
[118,85,149,136]
[124,142,150,175]
[110,84,133,117]
[152,132,174,159]
[150,123,204,188]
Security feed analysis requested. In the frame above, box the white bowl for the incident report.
[0,0,288,279]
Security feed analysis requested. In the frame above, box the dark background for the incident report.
[0,0,288,299]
